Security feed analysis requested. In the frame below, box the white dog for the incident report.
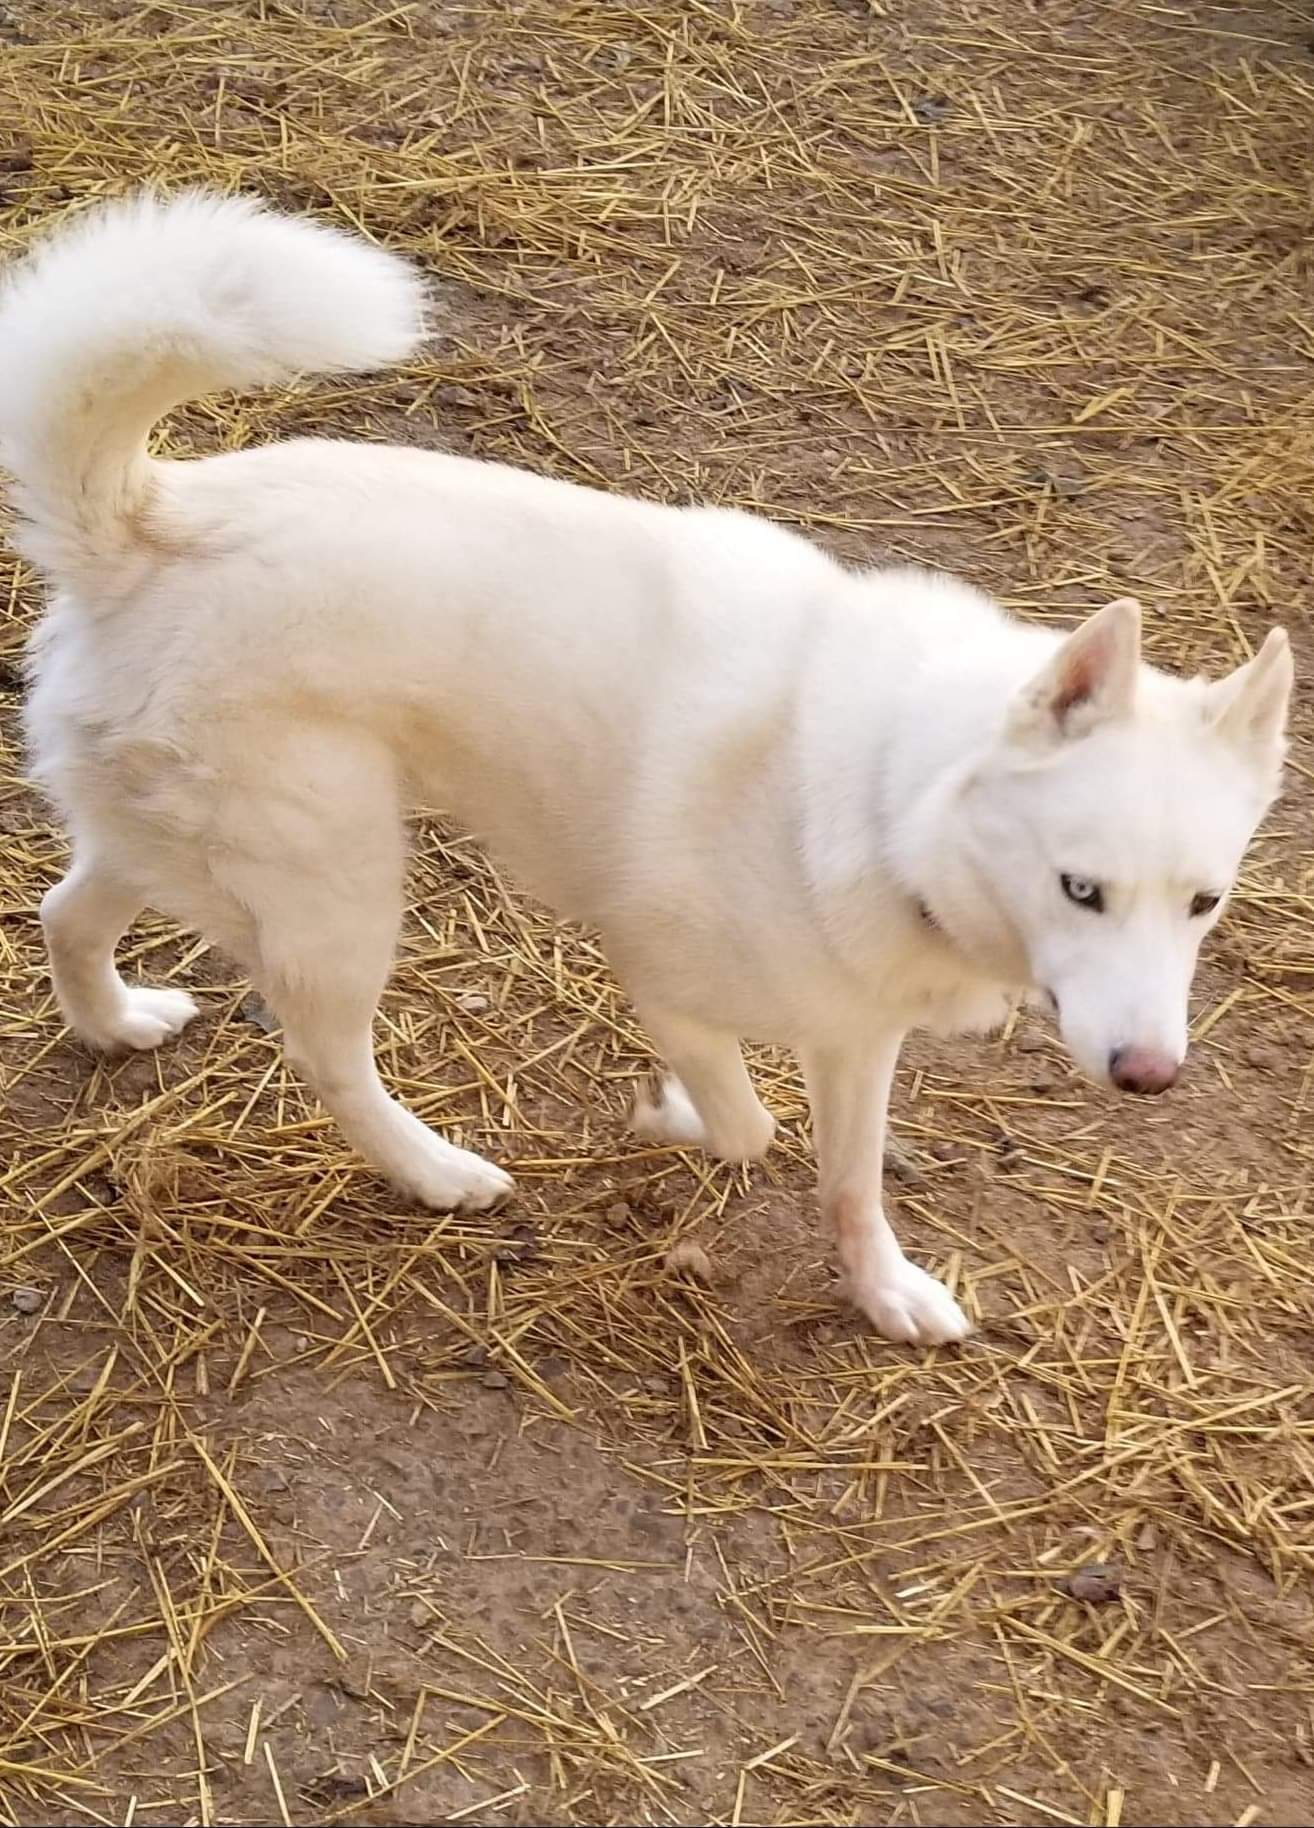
[0,193,1292,1344]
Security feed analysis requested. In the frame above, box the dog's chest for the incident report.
[877,924,1016,1039]
[747,915,1017,1045]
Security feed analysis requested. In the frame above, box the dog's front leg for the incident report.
[803,1036,971,1345]
[628,1007,776,1163]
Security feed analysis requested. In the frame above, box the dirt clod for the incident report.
[885,1137,928,1185]
[664,1239,714,1280]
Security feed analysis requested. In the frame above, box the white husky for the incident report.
[0,193,1292,1344]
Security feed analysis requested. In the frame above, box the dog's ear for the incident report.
[1206,627,1292,771]
[1006,597,1141,747]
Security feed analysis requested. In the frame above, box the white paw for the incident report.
[394,1137,514,1213]
[629,1076,775,1162]
[630,1076,708,1149]
[94,987,200,1052]
[848,1258,972,1346]
[717,1111,776,1162]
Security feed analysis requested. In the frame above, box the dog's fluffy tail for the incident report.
[0,188,426,588]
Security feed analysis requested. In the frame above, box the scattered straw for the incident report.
[1,1,1312,1824]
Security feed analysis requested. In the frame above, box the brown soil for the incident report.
[2,2,1313,1825]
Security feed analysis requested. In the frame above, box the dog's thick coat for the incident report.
[0,193,1292,1342]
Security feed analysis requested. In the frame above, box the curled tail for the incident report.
[0,189,426,587]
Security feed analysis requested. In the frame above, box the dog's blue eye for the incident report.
[1190,891,1221,918]
[1060,873,1104,912]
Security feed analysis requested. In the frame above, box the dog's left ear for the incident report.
[1206,627,1293,770]
[1006,597,1141,748]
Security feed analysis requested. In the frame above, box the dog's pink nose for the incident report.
[1109,1046,1179,1095]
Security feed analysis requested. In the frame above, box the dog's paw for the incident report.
[394,1137,514,1213]
[630,1075,709,1149]
[847,1258,971,1346]
[715,1102,777,1162]
[92,987,200,1053]
[630,1076,775,1162]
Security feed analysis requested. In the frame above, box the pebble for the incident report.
[593,41,634,72]
[239,991,279,1034]
[1061,1561,1123,1604]
[457,992,490,1015]
[1026,464,1086,498]
[912,94,954,123]
[11,1286,43,1315]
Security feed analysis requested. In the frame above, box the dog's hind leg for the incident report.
[269,959,513,1212]
[629,1007,776,1162]
[222,740,512,1215]
[803,1034,970,1346]
[41,856,199,1051]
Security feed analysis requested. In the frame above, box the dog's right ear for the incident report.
[1205,626,1292,774]
[1005,597,1141,749]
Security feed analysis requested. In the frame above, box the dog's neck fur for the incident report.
[795,648,1026,1015]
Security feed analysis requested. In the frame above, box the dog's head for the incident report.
[957,598,1292,1093]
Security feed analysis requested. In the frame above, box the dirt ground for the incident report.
[2,1,1314,1824]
